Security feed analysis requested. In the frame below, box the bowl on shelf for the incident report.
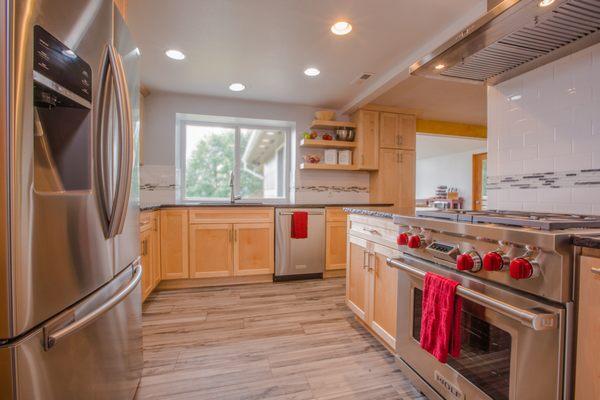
[303,154,321,164]
[315,110,336,121]
[335,129,355,141]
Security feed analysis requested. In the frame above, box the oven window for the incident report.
[413,289,511,400]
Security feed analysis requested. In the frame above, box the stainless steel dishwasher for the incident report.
[275,208,325,281]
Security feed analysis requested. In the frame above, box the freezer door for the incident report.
[2,0,117,339]
[113,5,141,275]
[0,262,142,400]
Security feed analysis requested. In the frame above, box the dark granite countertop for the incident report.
[140,203,393,212]
[572,234,600,249]
[342,207,395,219]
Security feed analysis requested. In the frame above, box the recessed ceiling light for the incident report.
[165,49,185,60]
[261,139,271,143]
[259,144,267,149]
[266,131,275,135]
[435,64,445,70]
[304,67,320,77]
[538,0,555,7]
[229,83,246,92]
[331,21,352,35]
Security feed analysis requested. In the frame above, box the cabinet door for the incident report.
[233,223,274,276]
[189,224,233,278]
[575,255,600,400]
[380,113,416,150]
[140,230,153,301]
[151,215,161,287]
[370,246,399,348]
[397,150,416,214]
[326,221,347,270]
[160,209,189,280]
[347,237,370,321]
[352,110,379,170]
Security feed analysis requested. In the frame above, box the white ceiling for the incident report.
[417,134,486,160]
[128,0,486,109]
[372,76,487,125]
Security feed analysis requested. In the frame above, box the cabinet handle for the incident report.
[234,229,237,243]
[229,229,233,243]
[592,267,600,276]
[368,251,375,272]
[361,154,364,165]
[362,250,369,269]
[142,240,148,256]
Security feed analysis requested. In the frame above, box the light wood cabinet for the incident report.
[352,109,379,170]
[326,207,348,272]
[347,237,370,321]
[379,112,416,150]
[140,210,160,302]
[370,149,415,214]
[370,245,398,347]
[233,223,274,276]
[575,255,600,400]
[326,221,347,271]
[347,216,400,349]
[140,229,153,301]
[160,209,189,280]
[189,223,233,278]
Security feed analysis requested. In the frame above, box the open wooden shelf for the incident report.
[310,120,357,130]
[300,139,357,149]
[299,163,358,171]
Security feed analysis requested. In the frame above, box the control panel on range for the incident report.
[396,230,541,281]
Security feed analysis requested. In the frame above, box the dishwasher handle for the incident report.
[278,211,325,215]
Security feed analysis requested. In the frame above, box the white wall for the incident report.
[140,91,369,206]
[416,135,486,208]
[487,42,600,214]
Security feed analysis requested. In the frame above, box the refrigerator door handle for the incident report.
[43,261,142,350]
[111,49,134,237]
[96,44,128,238]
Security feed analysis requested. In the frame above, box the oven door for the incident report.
[390,254,567,400]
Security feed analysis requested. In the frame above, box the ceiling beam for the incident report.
[339,2,487,116]
[417,119,487,139]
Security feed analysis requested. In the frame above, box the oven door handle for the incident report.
[387,257,558,331]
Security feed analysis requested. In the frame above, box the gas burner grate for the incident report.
[415,209,600,230]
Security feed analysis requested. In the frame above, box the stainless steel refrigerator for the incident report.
[0,0,142,399]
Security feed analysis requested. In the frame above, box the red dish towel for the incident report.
[291,211,308,239]
[420,272,462,363]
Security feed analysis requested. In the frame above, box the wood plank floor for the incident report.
[135,278,427,400]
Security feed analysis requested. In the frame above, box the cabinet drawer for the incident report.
[326,207,347,222]
[189,207,274,224]
[348,215,397,248]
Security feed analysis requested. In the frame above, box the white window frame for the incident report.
[178,119,291,204]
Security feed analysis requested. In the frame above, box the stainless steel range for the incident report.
[387,209,600,400]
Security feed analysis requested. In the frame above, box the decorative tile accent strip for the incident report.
[140,183,178,191]
[488,169,600,190]
[295,185,368,193]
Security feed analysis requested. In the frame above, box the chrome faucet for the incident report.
[229,172,241,203]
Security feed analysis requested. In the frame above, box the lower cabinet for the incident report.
[326,207,348,272]
[234,223,274,276]
[347,234,399,349]
[160,209,189,280]
[575,254,600,400]
[189,223,233,278]
[140,210,161,302]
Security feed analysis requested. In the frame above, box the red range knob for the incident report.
[456,252,482,272]
[397,232,409,246]
[407,235,423,249]
[509,258,538,280]
[483,252,506,272]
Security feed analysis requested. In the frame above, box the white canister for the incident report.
[324,149,338,165]
[338,150,352,165]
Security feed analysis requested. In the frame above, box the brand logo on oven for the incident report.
[434,371,465,400]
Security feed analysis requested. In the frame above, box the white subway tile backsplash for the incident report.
[488,42,600,215]
[523,157,554,174]
[554,153,592,172]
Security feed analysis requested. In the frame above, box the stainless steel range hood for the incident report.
[410,0,600,85]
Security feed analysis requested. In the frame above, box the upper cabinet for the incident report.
[351,109,379,170]
[379,112,416,150]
